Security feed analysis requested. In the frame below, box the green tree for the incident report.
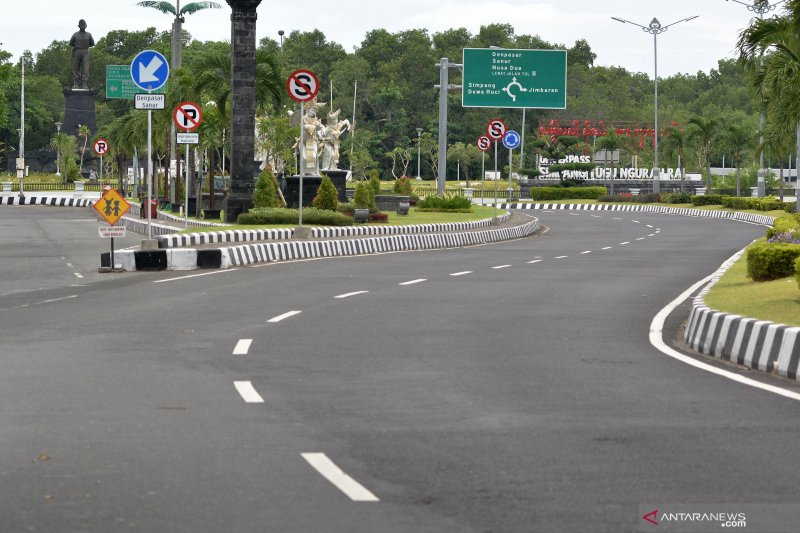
[596,130,626,194]
[662,126,690,193]
[447,142,482,186]
[688,116,720,193]
[723,123,755,196]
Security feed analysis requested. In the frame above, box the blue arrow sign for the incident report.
[130,50,169,92]
[503,130,521,150]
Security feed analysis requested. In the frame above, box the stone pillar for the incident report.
[225,0,262,222]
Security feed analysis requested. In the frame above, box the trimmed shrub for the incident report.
[393,176,414,194]
[722,196,783,212]
[417,194,472,211]
[369,212,389,223]
[253,170,280,208]
[369,174,381,196]
[746,242,800,281]
[766,216,800,240]
[529,186,606,201]
[312,175,339,211]
[237,207,353,226]
[662,192,692,204]
[796,257,800,290]
[691,195,726,206]
[353,181,376,210]
[598,193,661,203]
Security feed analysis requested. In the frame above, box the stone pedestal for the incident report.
[284,172,347,209]
[63,89,96,137]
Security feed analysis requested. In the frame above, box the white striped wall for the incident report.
[0,196,94,207]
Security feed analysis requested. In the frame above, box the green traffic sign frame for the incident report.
[106,65,165,100]
[462,48,567,109]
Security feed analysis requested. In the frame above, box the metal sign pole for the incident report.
[100,153,103,183]
[508,147,512,199]
[299,100,304,226]
[185,142,190,229]
[493,141,498,218]
[147,105,153,239]
[481,151,485,205]
[111,236,115,271]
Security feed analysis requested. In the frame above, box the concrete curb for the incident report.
[683,249,800,381]
[0,196,95,207]
[103,218,540,271]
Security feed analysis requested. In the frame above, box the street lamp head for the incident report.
[649,18,662,31]
[416,127,423,136]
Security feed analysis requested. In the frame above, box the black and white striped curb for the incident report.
[0,196,94,207]
[104,218,540,271]
[684,248,800,381]
[221,218,537,267]
[155,213,512,248]
[498,203,775,226]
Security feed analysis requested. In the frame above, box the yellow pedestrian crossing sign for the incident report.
[94,188,131,226]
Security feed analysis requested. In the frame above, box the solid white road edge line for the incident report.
[649,272,800,403]
[301,453,380,502]
[233,339,253,355]
[399,279,427,286]
[268,310,302,323]
[234,381,265,403]
[334,291,369,299]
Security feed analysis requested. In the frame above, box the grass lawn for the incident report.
[704,251,800,327]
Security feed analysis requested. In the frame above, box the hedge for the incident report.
[530,186,607,201]
[417,194,472,210]
[746,242,800,281]
[722,197,783,211]
[691,195,727,206]
[237,207,353,226]
[796,257,800,290]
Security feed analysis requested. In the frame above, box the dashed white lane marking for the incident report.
[648,234,656,237]
[301,453,380,502]
[590,215,601,218]
[268,310,302,323]
[335,291,369,299]
[580,251,592,255]
[450,271,473,276]
[74,273,84,279]
[555,255,568,259]
[527,260,542,264]
[66,263,73,268]
[0,295,79,312]
[620,242,630,245]
[492,265,512,269]
[646,225,654,228]
[154,269,238,283]
[602,246,613,250]
[636,237,646,241]
[632,220,641,224]
[234,381,264,403]
[399,279,427,286]
[233,339,253,355]
[613,217,623,220]
[569,213,580,216]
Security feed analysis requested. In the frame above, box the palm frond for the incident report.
[180,2,222,16]
[136,1,177,15]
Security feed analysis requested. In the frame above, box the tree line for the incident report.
[0,20,772,187]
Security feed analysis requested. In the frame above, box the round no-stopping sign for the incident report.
[93,138,110,156]
[486,118,507,140]
[477,135,492,152]
[173,101,203,132]
[286,69,320,103]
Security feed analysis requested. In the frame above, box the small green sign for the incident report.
[106,65,165,99]
[462,48,567,109]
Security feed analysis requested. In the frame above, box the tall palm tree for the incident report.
[663,125,690,193]
[723,124,755,197]
[596,130,625,195]
[738,4,800,209]
[687,116,719,194]
[136,1,222,69]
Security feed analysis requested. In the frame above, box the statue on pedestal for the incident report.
[292,98,326,175]
[69,19,95,90]
[320,109,351,170]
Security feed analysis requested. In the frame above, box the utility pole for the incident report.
[434,58,462,196]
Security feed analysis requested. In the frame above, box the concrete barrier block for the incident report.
[167,249,198,271]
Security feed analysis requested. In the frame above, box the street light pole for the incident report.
[416,127,422,179]
[611,15,698,194]
[724,1,786,195]
[278,30,284,54]
[55,121,62,179]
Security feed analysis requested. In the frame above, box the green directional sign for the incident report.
[106,65,165,99]
[462,48,567,109]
